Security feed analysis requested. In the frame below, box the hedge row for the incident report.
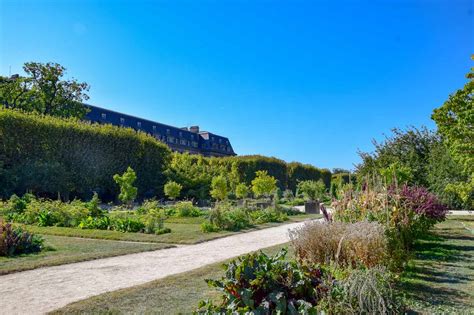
[0,109,331,201]
[0,109,171,200]
[168,154,331,200]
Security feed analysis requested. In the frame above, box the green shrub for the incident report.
[173,201,202,217]
[164,181,182,200]
[135,199,161,215]
[251,170,277,198]
[113,167,138,206]
[0,222,43,256]
[210,175,228,201]
[297,180,326,201]
[142,209,165,234]
[196,249,328,313]
[78,216,111,230]
[0,109,171,200]
[235,183,250,199]
[249,207,288,224]
[207,203,251,232]
[86,192,104,217]
[200,221,220,233]
[109,212,145,233]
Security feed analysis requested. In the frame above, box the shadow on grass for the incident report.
[400,219,474,312]
[400,281,470,309]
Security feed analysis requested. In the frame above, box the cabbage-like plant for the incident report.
[196,249,327,313]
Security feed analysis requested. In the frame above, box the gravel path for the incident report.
[0,220,313,315]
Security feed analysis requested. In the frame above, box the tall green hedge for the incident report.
[0,109,331,201]
[229,155,288,190]
[287,162,323,192]
[0,109,171,200]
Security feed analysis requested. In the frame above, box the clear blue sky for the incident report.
[1,0,472,170]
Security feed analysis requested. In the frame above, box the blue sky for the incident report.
[1,0,472,170]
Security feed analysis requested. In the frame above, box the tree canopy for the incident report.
[0,62,89,118]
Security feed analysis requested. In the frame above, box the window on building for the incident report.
[180,139,187,145]
[166,129,170,134]
[137,121,142,128]
[152,125,156,131]
[101,113,107,119]
[179,131,182,137]
[212,137,215,141]
[167,136,175,143]
[120,117,125,124]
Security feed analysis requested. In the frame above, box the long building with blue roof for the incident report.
[84,104,236,157]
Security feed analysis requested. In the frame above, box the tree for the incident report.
[297,180,326,201]
[164,181,182,200]
[0,62,90,118]
[356,127,438,187]
[379,162,413,185]
[211,175,228,202]
[235,183,250,199]
[113,167,138,206]
[251,170,277,198]
[432,58,474,208]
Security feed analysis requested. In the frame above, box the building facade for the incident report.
[84,105,236,157]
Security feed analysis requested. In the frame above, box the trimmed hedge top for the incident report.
[0,109,171,200]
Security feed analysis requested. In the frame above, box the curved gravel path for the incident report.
[0,220,314,314]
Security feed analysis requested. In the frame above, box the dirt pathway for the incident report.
[0,220,314,314]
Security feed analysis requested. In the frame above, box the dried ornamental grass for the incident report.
[290,221,387,268]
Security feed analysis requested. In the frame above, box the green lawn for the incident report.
[22,213,320,245]
[0,234,171,275]
[50,243,293,315]
[399,216,474,314]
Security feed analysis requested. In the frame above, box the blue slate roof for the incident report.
[84,104,236,157]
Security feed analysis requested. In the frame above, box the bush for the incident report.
[78,216,111,230]
[173,201,202,217]
[196,249,328,313]
[0,109,171,201]
[207,203,251,232]
[290,221,387,268]
[249,207,288,224]
[142,209,165,234]
[135,199,161,215]
[251,170,277,198]
[11,198,90,227]
[0,222,43,256]
[297,180,326,201]
[109,212,145,233]
[235,183,250,199]
[113,167,138,206]
[164,181,182,200]
[200,221,220,233]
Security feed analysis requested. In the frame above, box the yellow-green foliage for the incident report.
[0,109,171,200]
[287,162,331,192]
